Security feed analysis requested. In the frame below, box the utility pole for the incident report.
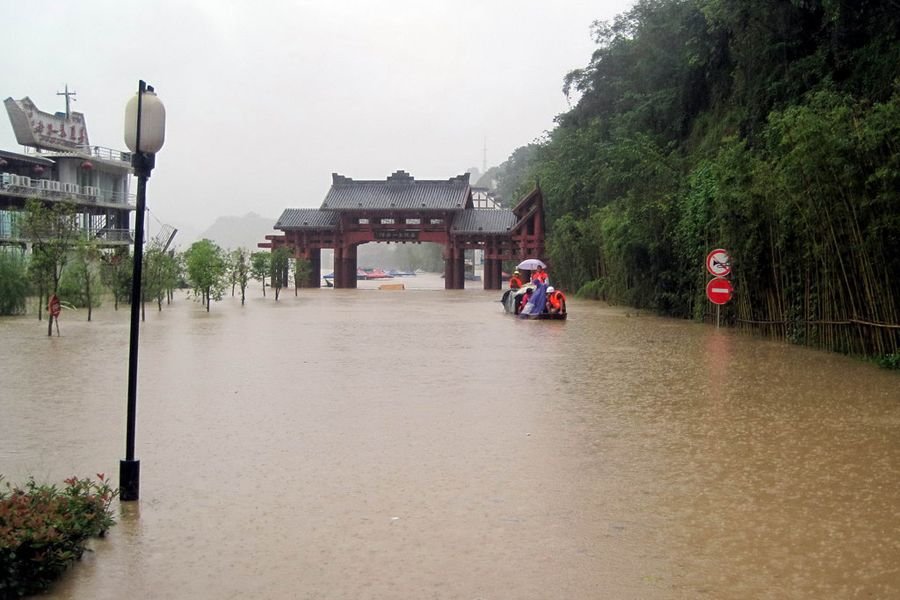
[57,84,77,119]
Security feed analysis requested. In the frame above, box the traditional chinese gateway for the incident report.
[259,170,546,290]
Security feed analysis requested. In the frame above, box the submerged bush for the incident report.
[876,353,900,370]
[0,251,28,316]
[0,475,117,598]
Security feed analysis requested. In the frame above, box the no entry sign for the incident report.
[706,277,734,305]
[706,249,731,277]
[48,294,61,318]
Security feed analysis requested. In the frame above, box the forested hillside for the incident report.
[496,0,899,359]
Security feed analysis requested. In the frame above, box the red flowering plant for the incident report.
[0,474,118,598]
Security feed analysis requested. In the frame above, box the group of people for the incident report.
[509,265,566,317]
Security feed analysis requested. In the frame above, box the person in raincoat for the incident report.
[519,280,548,318]
[546,286,566,315]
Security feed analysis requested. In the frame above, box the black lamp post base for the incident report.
[119,459,140,501]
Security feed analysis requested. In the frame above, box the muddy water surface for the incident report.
[1,275,898,599]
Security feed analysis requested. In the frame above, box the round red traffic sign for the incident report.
[706,248,731,277]
[48,294,61,318]
[706,277,734,305]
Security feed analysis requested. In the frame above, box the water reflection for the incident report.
[0,277,898,598]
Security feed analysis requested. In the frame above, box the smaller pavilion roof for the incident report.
[320,170,471,211]
[276,208,340,230]
[451,209,517,234]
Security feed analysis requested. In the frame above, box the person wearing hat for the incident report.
[508,270,523,290]
[546,286,566,315]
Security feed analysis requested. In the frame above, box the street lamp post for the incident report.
[120,80,166,501]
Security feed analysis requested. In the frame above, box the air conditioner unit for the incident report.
[40,180,61,192]
[83,186,99,197]
[62,182,79,194]
[13,176,32,188]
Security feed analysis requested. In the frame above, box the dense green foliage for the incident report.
[250,251,271,297]
[269,247,291,301]
[62,239,103,321]
[0,475,116,598]
[0,251,28,316]
[144,244,181,311]
[184,239,227,311]
[21,200,80,333]
[293,257,311,293]
[230,248,251,304]
[496,0,899,357]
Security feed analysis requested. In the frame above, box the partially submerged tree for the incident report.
[68,238,103,322]
[230,248,250,305]
[144,243,180,312]
[21,200,80,335]
[293,257,311,295]
[184,239,227,311]
[270,247,291,301]
[250,251,271,297]
[100,249,131,310]
[0,249,28,315]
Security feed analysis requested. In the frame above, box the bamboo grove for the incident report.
[488,0,899,359]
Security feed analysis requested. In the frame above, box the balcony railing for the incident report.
[22,144,131,164]
[0,225,133,245]
[0,172,136,207]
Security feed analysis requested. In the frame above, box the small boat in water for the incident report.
[500,285,567,320]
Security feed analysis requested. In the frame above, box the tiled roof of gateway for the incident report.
[276,208,340,230]
[321,170,471,211]
[451,209,517,234]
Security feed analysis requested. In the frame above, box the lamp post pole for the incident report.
[120,80,165,501]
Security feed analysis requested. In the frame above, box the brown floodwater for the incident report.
[1,274,898,599]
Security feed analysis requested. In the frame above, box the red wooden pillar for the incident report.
[308,249,321,288]
[341,244,358,289]
[443,245,455,290]
[455,252,466,289]
[334,245,345,289]
[483,258,501,290]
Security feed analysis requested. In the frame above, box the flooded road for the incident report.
[2,274,898,599]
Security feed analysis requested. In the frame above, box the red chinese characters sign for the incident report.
[4,96,90,152]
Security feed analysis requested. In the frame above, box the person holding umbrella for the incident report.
[516,258,549,286]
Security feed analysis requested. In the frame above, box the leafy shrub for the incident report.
[876,353,900,370]
[0,251,28,316]
[0,475,117,598]
[576,278,607,301]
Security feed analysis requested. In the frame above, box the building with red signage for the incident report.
[260,170,546,290]
[0,94,138,249]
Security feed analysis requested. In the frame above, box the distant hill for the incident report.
[197,212,277,251]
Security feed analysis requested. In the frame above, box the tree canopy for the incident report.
[494,0,899,357]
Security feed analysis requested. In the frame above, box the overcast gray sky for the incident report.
[1,0,634,238]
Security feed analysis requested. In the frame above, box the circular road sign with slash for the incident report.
[706,248,731,277]
[48,294,61,318]
[706,277,734,305]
